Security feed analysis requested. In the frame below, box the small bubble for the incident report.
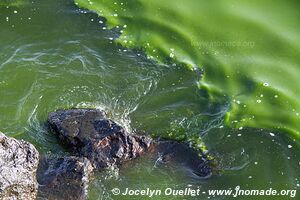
[263,82,269,87]
[288,145,292,149]
[269,132,275,137]
[256,99,262,103]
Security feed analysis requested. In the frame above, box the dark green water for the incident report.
[0,0,299,199]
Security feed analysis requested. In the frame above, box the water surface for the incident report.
[0,0,299,199]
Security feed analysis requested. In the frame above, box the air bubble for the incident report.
[263,82,269,87]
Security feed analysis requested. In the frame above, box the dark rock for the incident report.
[37,156,93,200]
[47,108,212,178]
[154,141,212,178]
[48,109,153,169]
[0,132,39,200]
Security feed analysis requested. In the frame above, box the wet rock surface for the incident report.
[48,108,212,178]
[154,141,212,178]
[48,109,153,169]
[37,156,93,200]
[0,109,212,200]
[0,132,39,200]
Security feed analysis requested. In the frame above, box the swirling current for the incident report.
[0,0,299,199]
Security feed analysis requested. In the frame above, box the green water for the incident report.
[0,0,24,7]
[75,0,300,138]
[0,0,299,199]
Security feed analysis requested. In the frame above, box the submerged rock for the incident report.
[47,108,212,178]
[37,156,93,200]
[154,141,212,178]
[0,132,39,200]
[48,109,153,169]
